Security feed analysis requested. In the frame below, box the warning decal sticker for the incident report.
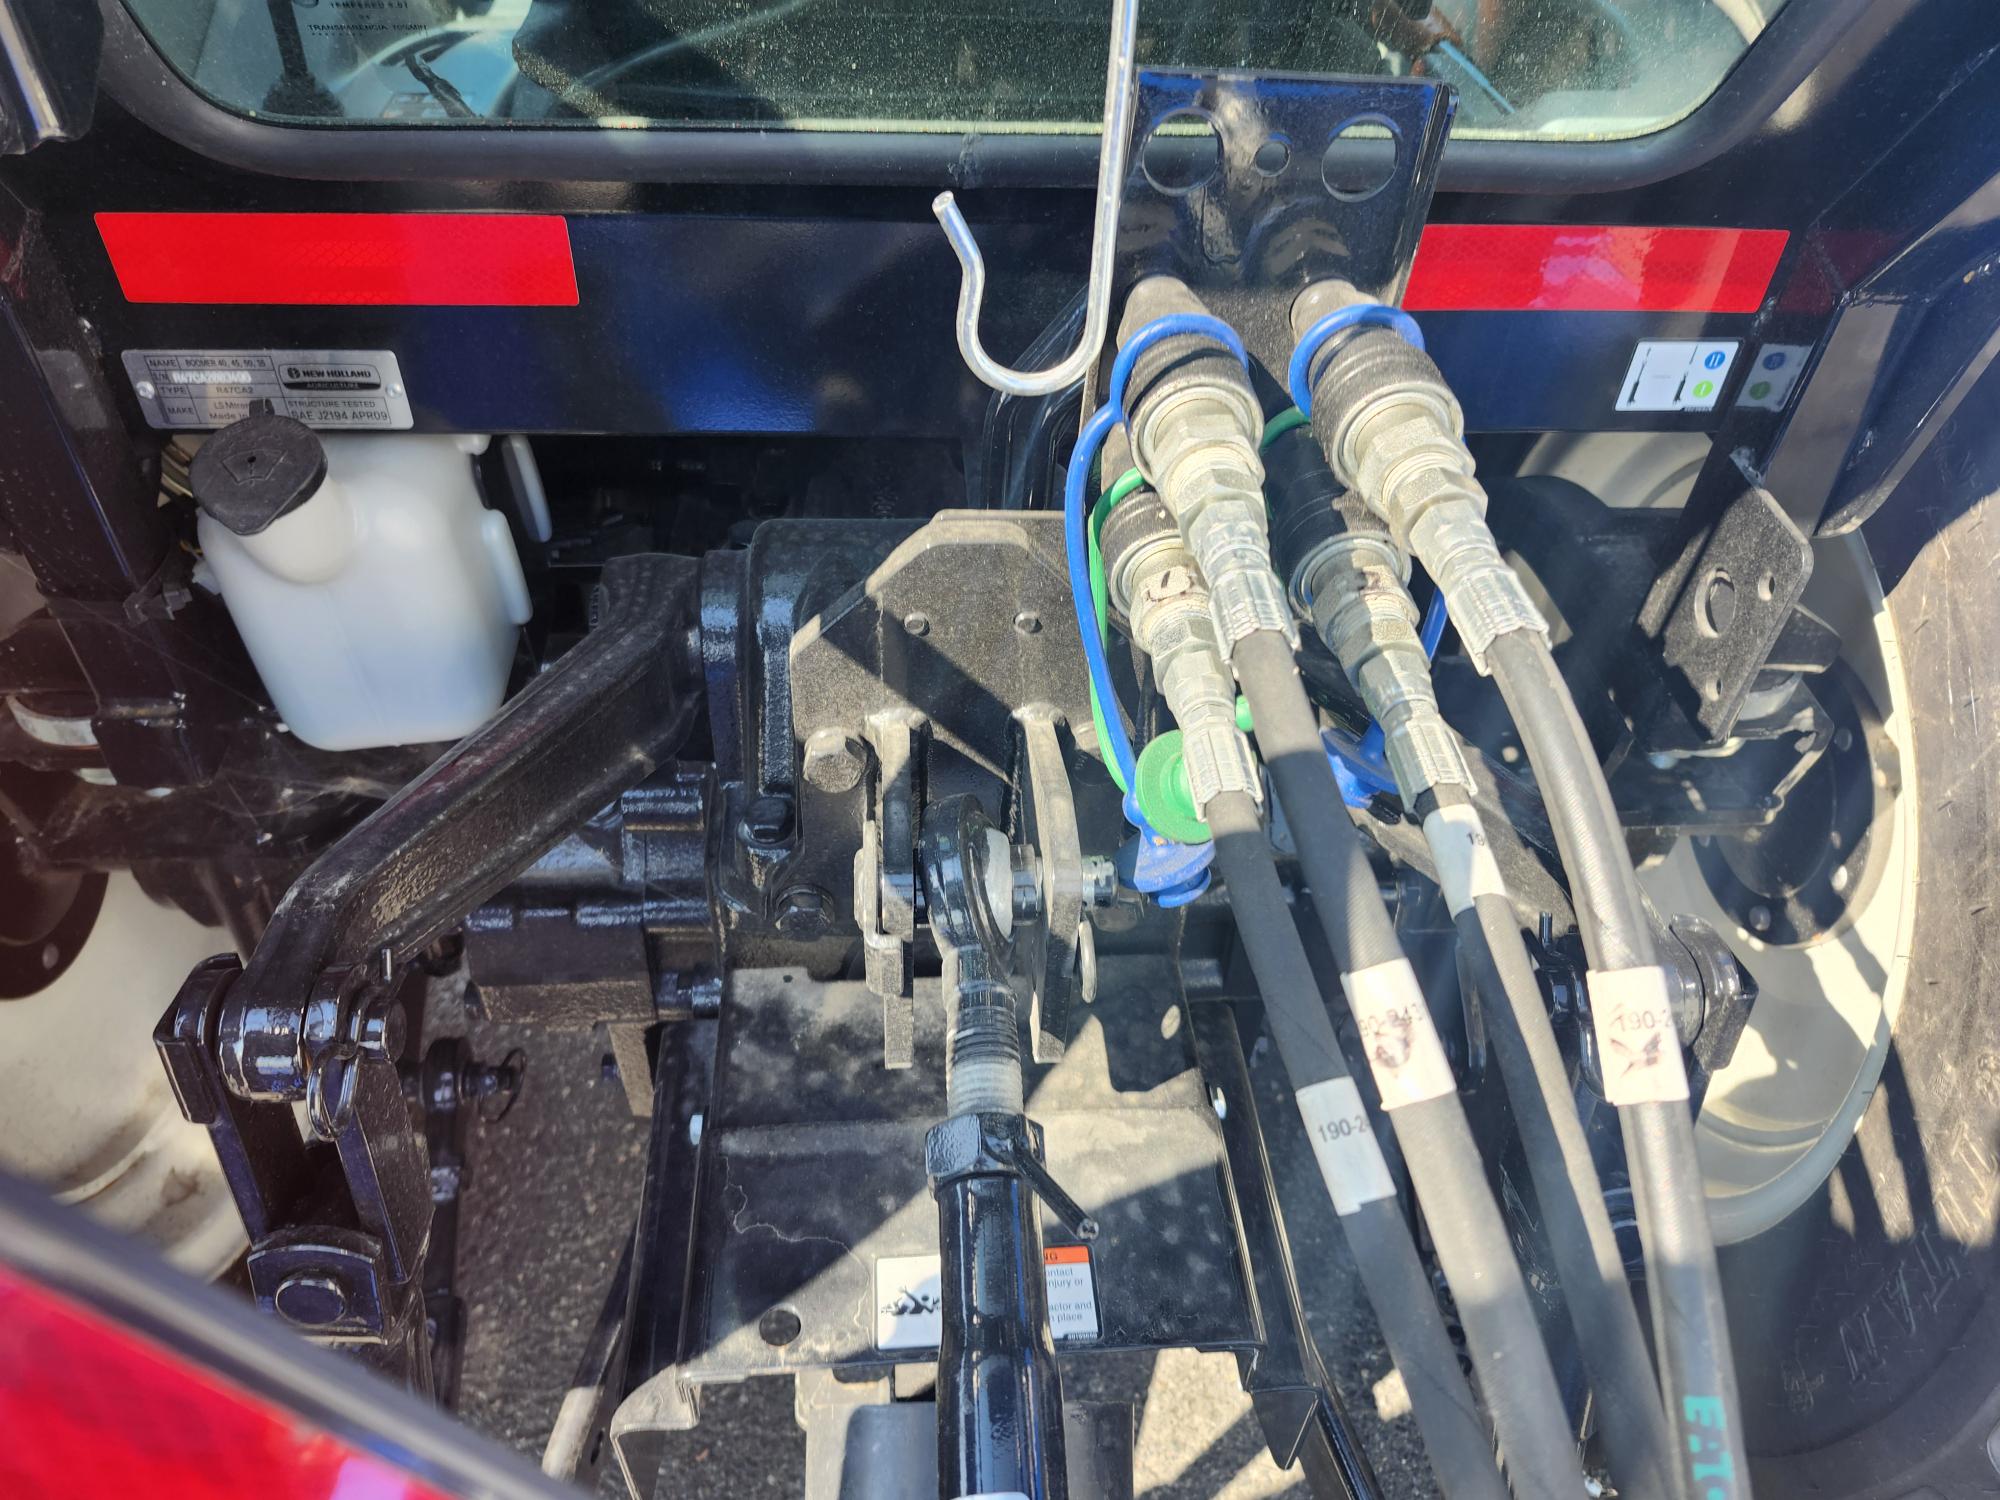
[873,1247,1100,1352]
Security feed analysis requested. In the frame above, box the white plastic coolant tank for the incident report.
[190,416,532,751]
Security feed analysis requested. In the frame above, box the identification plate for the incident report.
[122,349,413,431]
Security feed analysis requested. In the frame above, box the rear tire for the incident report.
[1723,437,2000,1497]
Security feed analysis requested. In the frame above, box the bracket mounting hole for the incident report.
[1142,109,1222,196]
[1253,137,1291,176]
[1322,114,1401,203]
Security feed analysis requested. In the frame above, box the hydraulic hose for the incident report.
[1436,791,1676,1499]
[1488,631,1746,1500]
[1229,632,1586,1498]
[1295,279,1749,1500]
[1265,421,1672,1493]
[1205,790,1507,1500]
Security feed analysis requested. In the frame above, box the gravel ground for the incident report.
[450,1016,1435,1499]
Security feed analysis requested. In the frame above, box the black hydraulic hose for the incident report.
[1486,630,1747,1500]
[1206,790,1508,1500]
[1437,784,1675,1497]
[1229,631,1585,1498]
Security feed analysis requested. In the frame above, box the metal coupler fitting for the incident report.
[1117,277,1297,654]
[1291,280,1546,673]
[1098,448,1262,813]
[1266,428,1472,801]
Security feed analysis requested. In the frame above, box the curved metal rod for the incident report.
[932,0,1142,398]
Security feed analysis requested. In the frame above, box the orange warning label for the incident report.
[1044,1245,1091,1266]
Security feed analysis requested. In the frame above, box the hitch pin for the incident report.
[931,0,1141,398]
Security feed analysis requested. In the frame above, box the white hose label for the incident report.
[1296,1077,1397,1215]
[1421,804,1506,917]
[1588,966,1691,1106]
[1341,958,1457,1109]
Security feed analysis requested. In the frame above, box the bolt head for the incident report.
[274,1273,349,1327]
[1747,904,1773,934]
[902,610,930,637]
[801,729,867,794]
[741,794,795,845]
[775,885,833,936]
[134,379,158,401]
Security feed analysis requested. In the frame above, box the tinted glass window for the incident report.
[118,0,1787,140]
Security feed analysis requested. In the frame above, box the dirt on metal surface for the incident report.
[449,1014,1430,1498]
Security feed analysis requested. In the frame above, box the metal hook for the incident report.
[931,0,1142,398]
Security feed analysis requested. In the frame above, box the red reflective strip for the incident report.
[0,1266,458,1500]
[96,212,579,307]
[1404,224,1788,314]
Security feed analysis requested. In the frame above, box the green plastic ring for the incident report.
[1134,732,1210,845]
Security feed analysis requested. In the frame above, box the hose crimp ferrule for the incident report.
[1302,534,1475,799]
[1406,499,1548,673]
[1178,719,1263,815]
[1325,384,1547,673]
[1208,565,1298,653]
[1381,715,1475,801]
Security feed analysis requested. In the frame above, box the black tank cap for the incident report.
[189,413,328,537]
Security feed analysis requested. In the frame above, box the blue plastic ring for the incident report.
[1108,312,1250,421]
[1287,304,1426,418]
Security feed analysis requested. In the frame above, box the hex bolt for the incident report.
[742,793,795,845]
[801,729,867,794]
[775,885,833,936]
[273,1272,350,1327]
[1081,856,1118,906]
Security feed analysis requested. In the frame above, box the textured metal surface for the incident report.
[615,960,1257,1451]
[448,1012,1436,1499]
[788,513,1093,782]
[1633,484,1814,747]
[1187,1002,1380,1499]
[1113,70,1453,376]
